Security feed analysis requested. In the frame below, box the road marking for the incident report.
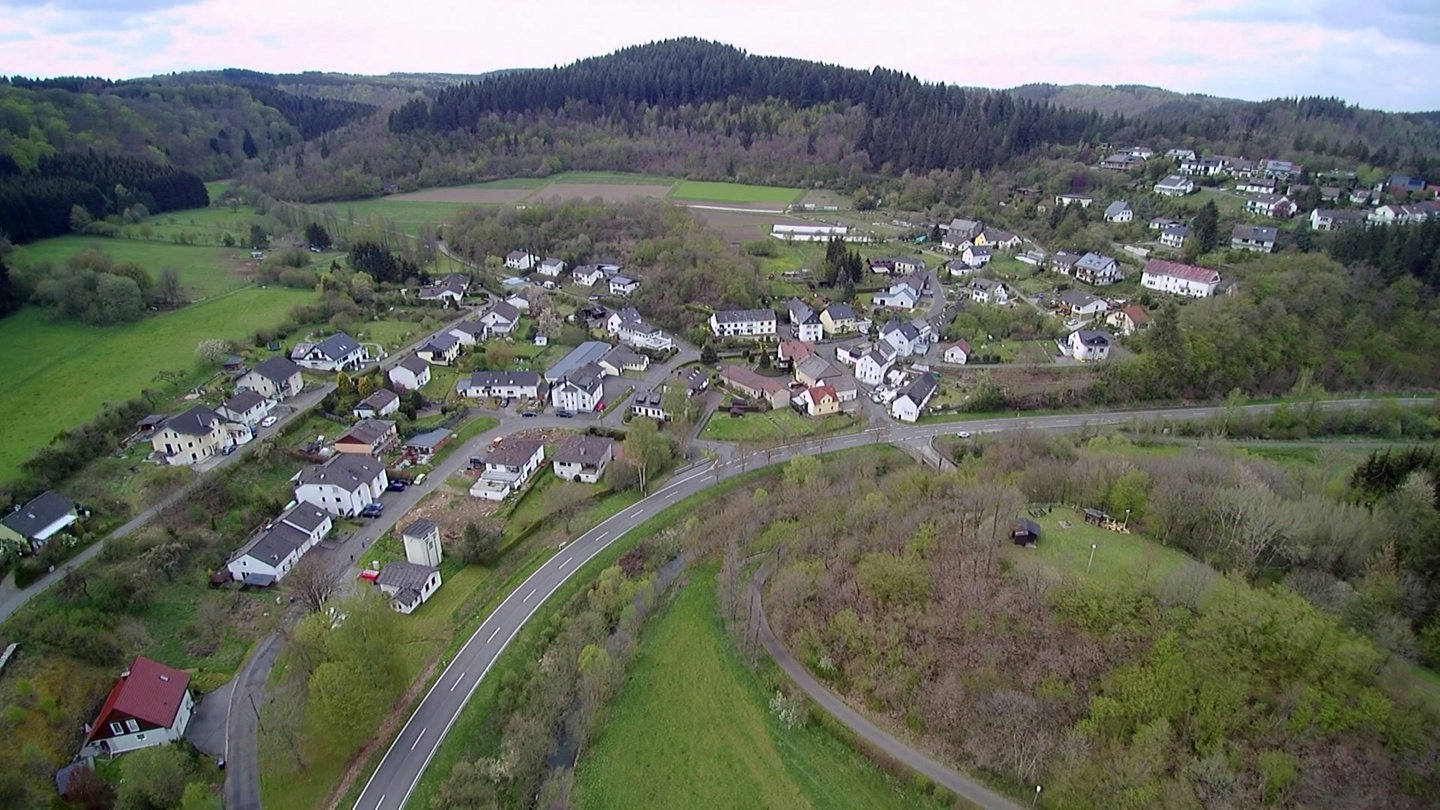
[596,531,608,541]
[450,673,465,691]
[560,557,573,569]
[410,728,427,750]
[666,489,679,498]
[487,626,501,643]
[523,588,537,603]
[376,796,384,809]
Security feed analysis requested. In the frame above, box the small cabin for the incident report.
[1011,518,1042,547]
[1083,508,1109,526]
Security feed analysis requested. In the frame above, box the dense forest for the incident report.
[0,152,209,243]
[703,442,1440,807]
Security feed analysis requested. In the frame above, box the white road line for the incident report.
[376,796,384,809]
[523,587,537,603]
[450,673,465,691]
[559,557,573,569]
[410,728,427,750]
[596,531,608,541]
[487,626,501,643]
[666,489,679,498]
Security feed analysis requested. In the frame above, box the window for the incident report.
[109,722,125,736]
[125,719,140,733]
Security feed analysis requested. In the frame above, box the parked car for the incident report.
[386,480,407,492]
[521,410,537,418]
[956,431,972,439]
[555,409,573,418]
[359,502,384,518]
[260,415,278,428]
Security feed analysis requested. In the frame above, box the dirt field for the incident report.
[390,188,534,204]
[534,182,674,203]
[690,209,814,244]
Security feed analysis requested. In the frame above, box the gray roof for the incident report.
[405,428,452,451]
[1162,224,1190,237]
[314,332,360,361]
[296,454,386,488]
[402,519,438,540]
[357,389,399,412]
[600,344,645,369]
[1058,289,1101,308]
[467,370,541,389]
[235,522,309,567]
[489,301,521,323]
[880,319,920,341]
[825,303,856,320]
[164,405,224,436]
[553,434,614,465]
[377,560,438,593]
[1076,252,1116,272]
[899,374,937,403]
[420,332,460,354]
[966,245,992,256]
[786,297,815,323]
[1104,200,1131,216]
[557,362,604,395]
[251,356,301,384]
[395,354,430,374]
[506,250,531,261]
[1,491,76,541]
[1233,224,1277,241]
[279,500,330,535]
[450,319,487,338]
[1074,329,1112,347]
[795,354,840,381]
[486,438,544,467]
[711,308,776,325]
[545,341,612,383]
[338,419,395,447]
[222,389,267,414]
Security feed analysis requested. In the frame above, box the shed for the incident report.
[1083,508,1109,526]
[1011,518,1042,547]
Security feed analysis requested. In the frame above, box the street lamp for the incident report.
[1032,785,1043,808]
[1124,508,1131,529]
[1087,543,1097,573]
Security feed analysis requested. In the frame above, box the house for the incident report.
[1159,225,1189,248]
[1320,186,1343,203]
[1245,193,1297,218]
[943,341,971,365]
[892,256,925,274]
[1228,157,1256,176]
[218,389,272,427]
[0,491,78,552]
[608,276,640,297]
[447,319,488,347]
[718,365,791,408]
[504,250,538,271]
[941,230,973,253]
[1236,177,1279,195]
[1065,329,1113,361]
[1057,289,1109,318]
[889,375,937,423]
[335,419,398,456]
[1100,153,1145,172]
[1309,208,1368,231]
[418,275,467,304]
[770,223,852,242]
[294,454,388,516]
[709,308,778,339]
[544,341,612,384]
[1125,146,1156,159]
[855,345,896,386]
[1073,252,1121,285]
[416,331,462,365]
[1107,304,1152,336]
[236,357,303,401]
[1164,148,1197,161]
[868,257,897,275]
[353,389,401,419]
[598,344,649,376]
[794,384,840,417]
[460,370,542,400]
[1181,155,1228,176]
[388,354,432,392]
[1385,173,1428,197]
[794,354,843,388]
[404,428,452,459]
[872,278,920,310]
[606,307,674,351]
[944,217,984,242]
[1050,251,1082,276]
[879,319,926,358]
[79,657,194,758]
[225,500,332,585]
[945,259,976,278]
[552,434,614,483]
[1350,188,1373,205]
[1259,159,1301,181]
[977,228,1022,250]
[573,264,606,287]
[680,366,710,396]
[1104,200,1134,223]
[631,388,670,421]
[820,303,864,336]
[536,257,566,277]
[1054,193,1095,208]
[290,332,366,372]
[376,561,442,615]
[1011,518,1041,547]
[471,439,545,501]
[969,278,1011,305]
[478,301,521,337]
[1231,224,1278,253]
[1368,204,1435,226]
[504,294,530,312]
[786,298,825,342]
[550,362,606,413]
[776,339,815,369]
[1142,258,1222,298]
[1153,175,1195,197]
[961,244,993,268]
[151,405,229,466]
[1149,217,1184,230]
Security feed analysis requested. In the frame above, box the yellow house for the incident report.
[799,384,840,417]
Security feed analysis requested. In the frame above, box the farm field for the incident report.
[9,235,258,300]
[669,179,803,205]
[0,287,315,479]
[577,575,941,810]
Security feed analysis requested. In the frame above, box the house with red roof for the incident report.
[81,656,194,757]
[1140,259,1222,298]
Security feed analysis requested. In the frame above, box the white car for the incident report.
[260,415,278,428]
[956,430,972,438]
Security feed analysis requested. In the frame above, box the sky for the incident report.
[0,0,1437,112]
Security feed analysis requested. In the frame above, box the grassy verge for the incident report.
[577,573,945,809]
[702,409,854,441]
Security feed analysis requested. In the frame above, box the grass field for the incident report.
[577,575,941,809]
[317,197,474,233]
[9,235,256,300]
[0,288,315,479]
[670,180,804,205]
[701,409,853,442]
[549,171,677,186]
[1017,507,1199,589]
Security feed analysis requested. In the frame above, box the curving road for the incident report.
[353,397,1429,809]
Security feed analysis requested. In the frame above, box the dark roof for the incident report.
[468,370,541,388]
[632,388,666,410]
[279,501,330,535]
[600,344,645,369]
[1074,329,1112,347]
[486,438,545,467]
[1,491,76,541]
[450,319,487,337]
[419,332,460,354]
[251,356,301,384]
[235,522,309,567]
[1058,289,1102,308]
[222,389,267,414]
[899,374,937,403]
[358,389,400,411]
[825,303,856,320]
[545,341,611,382]
[337,419,396,447]
[378,560,437,592]
[489,301,521,322]
[314,332,360,361]
[881,319,920,341]
[163,405,224,436]
[1232,224,1278,241]
[1013,518,1042,537]
[405,428,453,451]
[296,454,386,488]
[395,354,430,374]
[84,656,191,743]
[558,362,604,395]
[403,519,438,540]
[553,434,614,465]
[711,308,776,325]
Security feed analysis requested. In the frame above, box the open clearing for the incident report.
[0,288,315,479]
[10,236,257,300]
[536,182,672,203]
[386,187,532,204]
[670,180,804,205]
[577,575,939,809]
[690,210,813,244]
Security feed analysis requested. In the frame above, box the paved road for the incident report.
[749,563,1018,810]
[352,395,1432,809]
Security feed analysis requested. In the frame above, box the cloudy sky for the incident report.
[1,0,1437,111]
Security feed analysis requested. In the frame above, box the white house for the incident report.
[504,250,538,271]
[609,276,640,297]
[1231,224,1278,253]
[879,319,926,358]
[872,281,920,310]
[290,332,366,372]
[471,439,545,501]
[0,491,78,552]
[1245,193,1298,219]
[606,307,674,351]
[943,341,971,365]
[1073,252,1121,285]
[1065,329,1113,362]
[447,320,488,347]
[786,298,825,342]
[376,561,443,615]
[709,308,778,339]
[1309,208,1369,231]
[80,657,195,758]
[353,389,401,419]
[1141,258,1222,298]
[573,264,606,287]
[854,345,895,386]
[1104,200,1134,223]
[552,434,614,483]
[969,278,1011,305]
[418,275,467,304]
[292,454,388,517]
[599,344,649,376]
[770,223,852,242]
[226,500,333,585]
[889,375,937,423]
[388,354,432,392]
[550,362,606,413]
[961,244,992,268]
[460,370,542,400]
[236,357,303,401]
[478,301,522,337]
[1153,175,1196,197]
[1054,193,1095,208]
[536,257,566,277]
[1159,225,1189,248]
[151,405,230,466]
[1057,289,1109,318]
[218,389,273,427]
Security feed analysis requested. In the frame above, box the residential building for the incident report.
[961,244,992,268]
[536,257,566,277]
[504,293,530,312]
[225,500,333,585]
[1244,193,1298,218]
[944,217,984,242]
[872,278,920,310]
[945,258,976,278]
[573,264,606,287]
[478,301,521,337]
[709,308,778,339]
[376,561,443,614]
[1149,217,1184,231]
[416,331,462,366]
[608,276,640,296]
[543,341,611,384]
[879,319,926,358]
[80,657,194,758]
[1054,193,1094,208]
[680,366,710,396]
[795,354,843,388]
[598,344,649,376]
[0,491,78,552]
[1237,177,1279,195]
[1259,159,1301,181]
[1104,200,1133,223]
[631,387,670,421]
[606,307,674,351]
[1164,148,1196,161]
[447,319,488,347]
[1050,251,1081,276]
[776,339,815,369]
[820,303,864,336]
[550,362,606,413]
[890,375,937,423]
[1141,258,1222,298]
[236,357,303,400]
[794,384,840,417]
[1231,224,1278,253]
[969,278,1011,304]
[718,365,791,408]
[892,256,925,274]
[1074,252,1121,285]
[404,428,452,459]
[471,439,545,501]
[353,389,401,419]
[218,389,272,427]
[1057,289,1109,318]
[504,250,538,271]
[855,345,896,386]
[1309,208,1369,231]
[290,332,366,372]
[460,370,542,400]
[1100,153,1145,172]
[552,434,614,483]
[1065,329,1113,361]
[943,341,971,365]
[388,354,432,392]
[293,454,388,517]
[977,228,1021,250]
[335,419,398,456]
[151,405,229,466]
[1159,225,1189,248]
[418,275,467,304]
[1153,175,1196,197]
[1369,203,1436,226]
[1107,304,1152,336]
[1180,155,1228,176]
[786,298,825,342]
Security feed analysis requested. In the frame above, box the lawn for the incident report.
[670,180,804,205]
[9,234,255,300]
[317,198,475,234]
[0,288,315,479]
[548,171,677,186]
[577,575,942,810]
[1016,507,1197,589]
[701,409,854,442]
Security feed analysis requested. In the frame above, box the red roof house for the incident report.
[81,656,195,757]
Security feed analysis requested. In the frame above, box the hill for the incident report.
[1007,82,1240,117]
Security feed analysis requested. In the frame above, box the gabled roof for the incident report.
[313,332,360,361]
[1143,258,1220,284]
[1118,304,1151,326]
[982,227,1017,242]
[898,374,937,403]
[406,428,453,451]
[486,438,544,467]
[420,332,460,354]
[712,308,776,325]
[825,303,857,320]
[488,301,521,323]
[163,405,224,436]
[1072,329,1112,347]
[1232,224,1278,241]
[296,454,386,488]
[1104,200,1132,217]
[807,384,837,403]
[85,656,190,743]
[250,356,301,384]
[553,434,614,465]
[1076,252,1116,271]
[600,344,646,369]
[279,500,330,535]
[1,491,75,541]
[786,297,816,323]
[337,419,396,447]
[1058,289,1102,309]
[377,560,438,593]
[950,340,971,354]
[777,340,815,362]
[558,362,605,395]
[881,319,921,341]
[222,389,267,414]
[395,354,431,374]
[796,354,840,381]
[357,389,400,411]
[468,370,541,388]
